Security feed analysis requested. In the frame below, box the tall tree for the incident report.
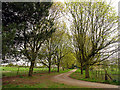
[37,2,64,73]
[65,1,118,78]
[38,36,58,73]
[38,30,65,73]
[2,2,55,76]
[61,51,76,70]
[55,32,72,72]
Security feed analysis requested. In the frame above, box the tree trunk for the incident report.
[48,55,51,73]
[67,63,69,69]
[28,60,35,76]
[85,65,90,78]
[48,63,51,73]
[105,73,108,81]
[96,70,97,78]
[98,70,100,78]
[80,63,83,74]
[17,66,20,75]
[2,55,5,63]
[81,66,83,74]
[105,70,108,80]
[57,63,60,72]
[27,62,29,67]
[62,67,64,71]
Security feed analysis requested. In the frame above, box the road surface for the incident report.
[51,69,119,88]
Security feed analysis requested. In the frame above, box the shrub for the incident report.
[8,63,14,67]
[19,75,24,78]
[112,79,117,82]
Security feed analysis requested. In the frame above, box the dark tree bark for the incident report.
[48,62,51,73]
[85,65,90,78]
[80,63,83,74]
[17,66,20,75]
[2,55,6,63]
[105,73,108,81]
[81,67,83,74]
[67,63,69,69]
[62,67,64,71]
[28,60,35,76]
[57,62,60,72]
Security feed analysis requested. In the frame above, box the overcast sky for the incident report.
[110,0,120,15]
[55,0,119,58]
[56,0,120,15]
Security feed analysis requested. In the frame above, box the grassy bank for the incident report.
[70,69,119,85]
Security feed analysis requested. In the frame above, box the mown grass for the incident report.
[2,68,83,88]
[2,80,81,88]
[1,66,65,77]
[70,69,119,85]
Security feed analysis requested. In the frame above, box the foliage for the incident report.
[61,52,76,69]
[2,2,56,76]
[2,1,118,79]
[65,1,118,78]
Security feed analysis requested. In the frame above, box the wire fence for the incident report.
[1,66,59,77]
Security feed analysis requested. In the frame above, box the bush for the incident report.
[19,75,24,78]
[14,64,18,67]
[8,63,14,67]
[112,79,117,83]
[83,67,86,70]
[104,80,110,84]
[3,74,5,76]
[35,66,46,68]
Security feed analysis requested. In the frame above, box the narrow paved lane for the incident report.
[51,69,119,88]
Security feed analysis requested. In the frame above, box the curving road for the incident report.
[51,69,119,88]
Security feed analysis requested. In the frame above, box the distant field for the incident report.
[1,67,68,77]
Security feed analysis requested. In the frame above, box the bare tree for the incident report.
[65,1,118,78]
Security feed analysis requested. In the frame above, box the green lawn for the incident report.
[1,66,65,77]
[3,80,81,88]
[70,69,119,85]
[2,67,119,88]
[2,67,82,88]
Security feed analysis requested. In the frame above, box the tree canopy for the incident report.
[2,1,119,78]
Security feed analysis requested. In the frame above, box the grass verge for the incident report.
[2,69,82,88]
[69,69,119,85]
[1,67,68,77]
